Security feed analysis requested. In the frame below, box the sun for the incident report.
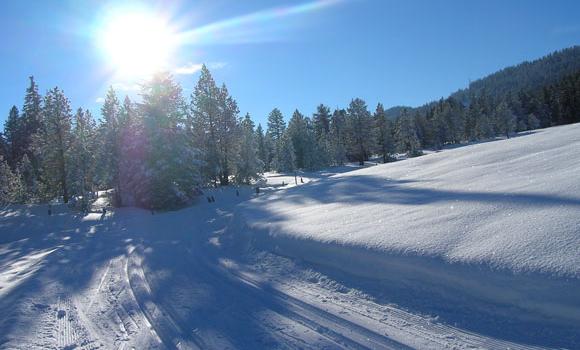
[98,10,177,78]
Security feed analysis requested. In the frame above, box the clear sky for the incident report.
[0,0,579,127]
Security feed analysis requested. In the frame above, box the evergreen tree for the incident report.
[99,87,123,204]
[313,104,331,138]
[0,132,7,160]
[118,96,147,207]
[0,156,24,205]
[473,95,495,140]
[396,110,422,157]
[329,108,347,165]
[287,109,308,169]
[21,76,43,164]
[267,108,286,143]
[138,72,199,209]
[18,153,36,201]
[36,87,73,203]
[303,116,327,169]
[190,64,220,184]
[345,98,373,165]
[276,132,296,172]
[216,84,240,185]
[374,103,395,162]
[267,108,287,170]
[255,124,268,171]
[527,113,540,130]
[264,132,275,171]
[236,113,262,183]
[495,101,516,138]
[70,108,97,203]
[3,106,23,167]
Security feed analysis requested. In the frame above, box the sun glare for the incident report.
[98,11,176,78]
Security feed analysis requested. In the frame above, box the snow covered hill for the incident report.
[243,123,580,326]
[1,124,579,349]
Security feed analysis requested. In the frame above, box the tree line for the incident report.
[1,62,580,209]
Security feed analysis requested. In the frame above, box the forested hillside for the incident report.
[453,46,580,101]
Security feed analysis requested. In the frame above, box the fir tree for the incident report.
[276,132,296,172]
[527,113,540,130]
[37,87,73,203]
[138,72,199,209]
[70,108,97,203]
[267,108,286,143]
[4,106,23,167]
[236,113,263,183]
[255,124,268,171]
[190,64,220,184]
[287,109,308,169]
[267,108,287,170]
[99,87,122,204]
[346,98,373,165]
[18,153,36,201]
[396,110,422,157]
[21,76,43,164]
[216,84,240,185]
[495,101,516,138]
[329,108,347,165]
[313,104,331,138]
[0,156,24,205]
[374,103,395,162]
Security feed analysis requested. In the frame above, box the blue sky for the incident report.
[1,0,579,127]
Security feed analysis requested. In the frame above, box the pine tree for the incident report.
[216,84,240,185]
[473,95,495,140]
[396,110,422,157]
[0,156,24,205]
[495,101,516,138]
[4,106,23,167]
[138,72,199,209]
[18,153,36,201]
[99,87,123,204]
[190,64,220,184]
[255,124,268,171]
[70,108,97,204]
[267,108,286,171]
[118,96,147,207]
[267,108,286,143]
[303,116,327,169]
[236,113,263,183]
[313,104,331,138]
[527,113,540,130]
[37,87,73,203]
[276,132,296,172]
[329,108,347,165]
[287,109,308,169]
[345,98,373,165]
[21,76,43,163]
[374,103,395,162]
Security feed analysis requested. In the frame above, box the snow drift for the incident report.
[242,123,580,324]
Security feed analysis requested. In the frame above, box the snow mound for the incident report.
[242,123,580,324]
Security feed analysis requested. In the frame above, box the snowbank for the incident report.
[242,124,580,324]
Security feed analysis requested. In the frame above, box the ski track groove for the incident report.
[181,242,403,350]
[280,280,530,350]
[54,294,98,350]
[126,247,201,350]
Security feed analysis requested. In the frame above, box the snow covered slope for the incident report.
[242,123,580,324]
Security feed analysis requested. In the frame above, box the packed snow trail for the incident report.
[2,126,579,348]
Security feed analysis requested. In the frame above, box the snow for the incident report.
[243,124,580,325]
[1,125,579,349]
